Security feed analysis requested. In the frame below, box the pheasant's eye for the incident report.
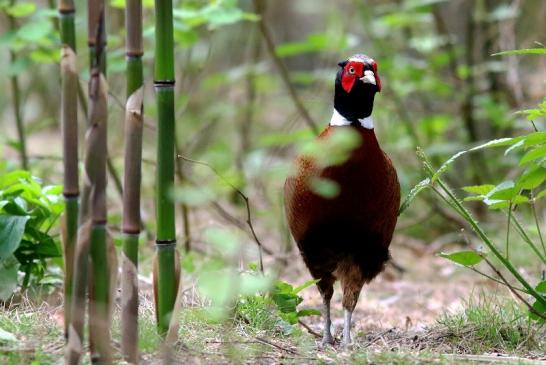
[348,66,355,74]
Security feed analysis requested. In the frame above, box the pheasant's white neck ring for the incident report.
[329,108,374,129]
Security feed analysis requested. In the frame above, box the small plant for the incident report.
[401,48,546,324]
[0,170,63,300]
[235,276,321,336]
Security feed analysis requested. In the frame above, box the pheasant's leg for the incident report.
[341,272,365,348]
[317,275,334,345]
[342,308,352,345]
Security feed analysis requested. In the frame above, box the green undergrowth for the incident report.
[1,293,545,364]
[436,295,545,356]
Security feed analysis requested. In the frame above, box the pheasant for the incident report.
[284,54,400,347]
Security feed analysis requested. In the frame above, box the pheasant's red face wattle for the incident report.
[339,57,381,93]
[341,61,364,93]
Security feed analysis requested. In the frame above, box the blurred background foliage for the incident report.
[0,0,545,308]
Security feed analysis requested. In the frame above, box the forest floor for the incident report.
[1,238,545,365]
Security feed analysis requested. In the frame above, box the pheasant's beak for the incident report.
[360,70,376,86]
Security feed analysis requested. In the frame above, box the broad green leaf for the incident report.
[493,48,546,56]
[0,326,16,342]
[0,254,19,301]
[0,215,29,260]
[536,281,546,293]
[438,250,483,266]
[399,178,430,216]
[17,20,52,42]
[0,170,31,188]
[517,167,546,190]
[462,184,495,195]
[5,2,36,17]
[519,145,546,165]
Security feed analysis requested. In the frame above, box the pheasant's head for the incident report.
[333,54,381,124]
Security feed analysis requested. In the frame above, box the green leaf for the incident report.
[519,145,546,165]
[487,181,516,200]
[522,132,546,147]
[0,215,29,260]
[438,251,483,266]
[431,138,516,181]
[399,178,431,216]
[276,33,327,57]
[462,184,495,195]
[294,279,320,294]
[5,2,36,17]
[536,281,546,294]
[0,326,16,342]
[493,48,546,56]
[0,254,19,301]
[517,167,546,190]
[297,308,321,317]
[529,299,546,324]
[17,20,52,42]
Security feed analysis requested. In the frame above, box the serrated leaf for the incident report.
[438,250,483,266]
[523,132,546,147]
[517,167,546,190]
[519,145,546,165]
[432,138,515,181]
[487,181,516,200]
[399,178,430,216]
[462,184,495,195]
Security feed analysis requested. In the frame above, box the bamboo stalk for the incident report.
[86,3,113,364]
[7,0,28,169]
[153,0,179,336]
[58,0,78,341]
[121,1,144,360]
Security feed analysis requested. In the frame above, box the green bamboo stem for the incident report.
[121,0,144,360]
[60,44,79,341]
[66,221,91,364]
[84,3,112,363]
[58,0,80,346]
[6,0,28,170]
[154,0,178,336]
